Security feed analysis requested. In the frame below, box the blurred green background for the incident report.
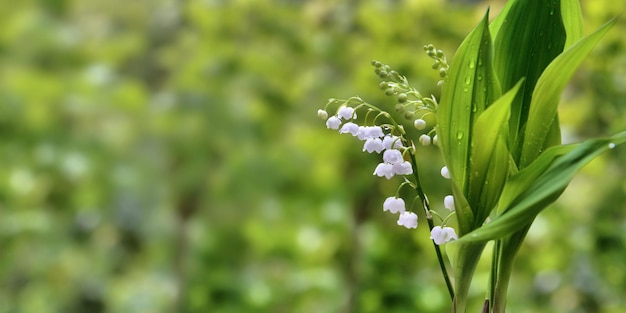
[1,0,625,312]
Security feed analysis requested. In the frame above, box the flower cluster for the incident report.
[318,60,459,243]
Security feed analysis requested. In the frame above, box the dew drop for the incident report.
[465,76,471,85]
[456,131,464,140]
[469,61,475,69]
[608,142,616,149]
[463,87,469,93]
[477,74,483,81]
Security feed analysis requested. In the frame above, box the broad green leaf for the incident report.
[437,10,500,216]
[468,80,523,228]
[493,0,566,164]
[458,131,626,243]
[452,180,473,235]
[520,18,616,167]
[561,0,585,49]
[488,0,517,37]
[497,144,575,213]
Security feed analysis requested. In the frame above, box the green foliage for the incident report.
[0,1,624,313]
[434,1,624,312]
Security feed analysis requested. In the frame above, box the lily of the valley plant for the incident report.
[317,0,625,312]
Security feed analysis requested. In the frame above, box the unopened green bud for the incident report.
[371,60,382,67]
[379,71,389,79]
[395,103,405,113]
[436,50,444,58]
[398,93,408,103]
[385,88,395,96]
[404,111,415,119]
[432,61,440,69]
[439,68,447,78]
[379,81,389,90]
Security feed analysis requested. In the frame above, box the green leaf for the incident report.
[520,18,616,167]
[437,11,500,233]
[493,0,566,164]
[488,0,517,37]
[458,131,626,243]
[467,80,523,228]
[561,0,585,49]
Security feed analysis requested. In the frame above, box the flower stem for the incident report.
[408,149,454,301]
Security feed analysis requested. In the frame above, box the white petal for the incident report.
[373,163,394,179]
[392,161,412,175]
[397,212,418,229]
[430,226,458,245]
[339,122,359,136]
[365,126,384,139]
[326,116,342,130]
[363,138,384,153]
[338,106,356,120]
[383,149,403,164]
[419,134,431,146]
[382,135,404,149]
[383,197,406,214]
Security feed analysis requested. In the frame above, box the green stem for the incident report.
[407,150,455,301]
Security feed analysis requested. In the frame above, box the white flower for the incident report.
[444,195,455,211]
[419,134,431,146]
[339,122,359,136]
[383,197,406,214]
[357,126,384,140]
[326,116,341,130]
[440,166,450,179]
[414,119,427,130]
[363,138,384,153]
[397,212,418,229]
[430,226,458,245]
[373,163,394,179]
[382,135,404,149]
[337,106,356,120]
[432,134,438,146]
[317,109,328,120]
[383,149,403,164]
[392,161,412,175]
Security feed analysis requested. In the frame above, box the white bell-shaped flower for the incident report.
[392,161,412,176]
[430,226,458,245]
[383,149,403,164]
[382,135,404,150]
[397,212,418,229]
[419,134,431,146]
[358,126,384,140]
[337,106,356,120]
[339,122,359,136]
[383,197,406,214]
[373,163,394,179]
[363,138,384,153]
[326,116,342,130]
